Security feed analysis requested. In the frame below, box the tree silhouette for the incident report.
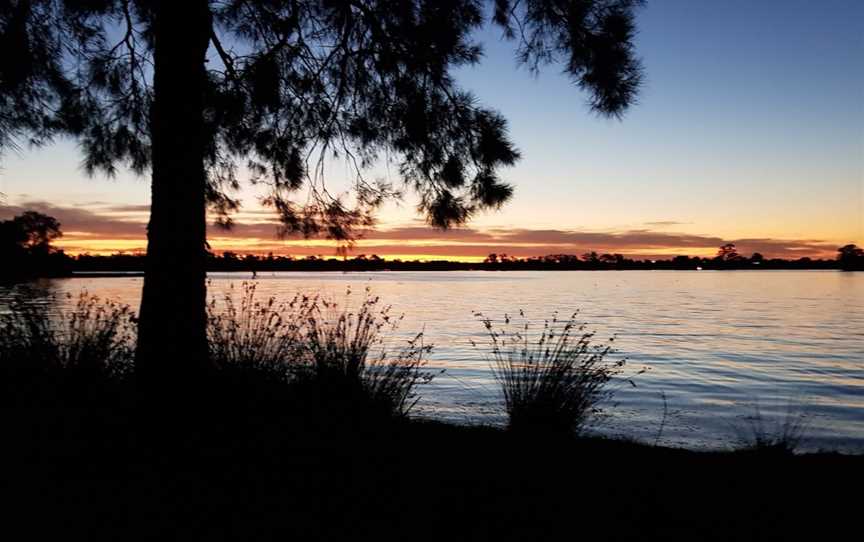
[0,210,67,277]
[10,211,62,252]
[716,243,741,262]
[0,0,644,378]
[0,216,28,261]
[1,210,61,253]
[838,244,864,270]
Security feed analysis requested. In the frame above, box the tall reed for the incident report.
[478,311,625,436]
[734,401,809,455]
[207,283,434,418]
[298,290,434,418]
[0,291,135,404]
[207,282,312,379]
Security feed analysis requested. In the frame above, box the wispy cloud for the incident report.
[643,220,691,227]
[98,204,152,213]
[1,200,146,239]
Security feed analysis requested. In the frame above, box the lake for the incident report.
[3,270,863,452]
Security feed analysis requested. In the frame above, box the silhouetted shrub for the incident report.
[0,292,135,404]
[733,402,808,455]
[207,282,311,381]
[293,290,433,419]
[207,283,434,419]
[478,311,625,436]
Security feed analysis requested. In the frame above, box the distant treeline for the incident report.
[6,248,863,278]
[68,247,853,274]
[3,211,864,278]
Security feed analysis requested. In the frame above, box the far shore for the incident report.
[13,265,861,281]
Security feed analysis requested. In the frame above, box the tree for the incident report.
[0,0,644,379]
[0,211,62,254]
[11,210,62,253]
[838,244,864,270]
[1,211,65,277]
[716,243,741,262]
[599,253,624,265]
[0,217,28,257]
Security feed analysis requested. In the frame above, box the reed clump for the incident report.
[207,282,311,389]
[0,291,135,404]
[297,292,433,419]
[733,402,809,455]
[207,283,434,419]
[478,311,626,437]
[2,284,434,419]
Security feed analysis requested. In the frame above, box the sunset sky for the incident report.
[1,0,862,261]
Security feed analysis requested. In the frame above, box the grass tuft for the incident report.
[206,283,434,419]
[296,290,434,419]
[207,282,310,383]
[733,401,809,455]
[0,290,135,404]
[2,284,434,420]
[477,310,626,436]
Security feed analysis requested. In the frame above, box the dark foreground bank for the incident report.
[2,291,860,540]
[3,397,860,542]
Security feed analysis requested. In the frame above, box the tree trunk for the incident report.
[136,0,212,385]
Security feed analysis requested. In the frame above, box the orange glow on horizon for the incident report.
[44,223,849,261]
[55,236,841,261]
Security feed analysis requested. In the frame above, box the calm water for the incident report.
[3,270,863,452]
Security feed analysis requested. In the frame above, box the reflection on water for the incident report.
[2,270,863,452]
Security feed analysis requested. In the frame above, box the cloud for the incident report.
[643,221,691,227]
[355,227,839,258]
[1,200,146,239]
[98,204,152,213]
[0,201,844,259]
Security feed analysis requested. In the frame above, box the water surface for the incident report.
[3,270,862,452]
